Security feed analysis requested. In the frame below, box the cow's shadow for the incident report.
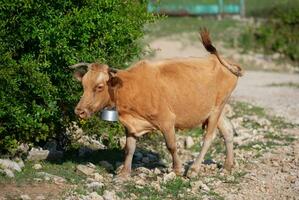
[47,147,166,174]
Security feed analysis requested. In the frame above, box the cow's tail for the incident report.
[200,28,244,77]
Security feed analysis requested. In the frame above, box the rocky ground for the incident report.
[1,33,299,200]
[0,102,298,200]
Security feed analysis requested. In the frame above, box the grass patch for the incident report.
[120,177,198,200]
[231,101,266,118]
[239,141,282,151]
[264,132,296,143]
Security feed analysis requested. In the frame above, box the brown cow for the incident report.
[72,28,243,178]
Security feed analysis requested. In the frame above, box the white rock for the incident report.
[103,190,117,200]
[87,162,96,169]
[86,181,104,191]
[136,179,146,186]
[185,136,194,149]
[135,167,152,174]
[33,163,42,170]
[191,180,210,192]
[163,172,176,183]
[153,168,161,175]
[93,173,104,182]
[87,192,104,200]
[36,172,65,183]
[201,183,210,191]
[20,194,31,200]
[119,136,126,149]
[151,181,161,192]
[0,159,22,172]
[0,169,14,178]
[16,159,25,169]
[76,164,95,176]
[27,148,49,161]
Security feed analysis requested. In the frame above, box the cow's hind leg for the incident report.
[217,113,234,171]
[186,110,222,178]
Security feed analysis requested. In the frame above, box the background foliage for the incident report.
[239,0,299,63]
[0,0,155,154]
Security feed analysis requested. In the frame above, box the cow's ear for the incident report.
[73,68,86,82]
[108,76,122,88]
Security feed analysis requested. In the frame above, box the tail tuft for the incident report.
[200,27,217,54]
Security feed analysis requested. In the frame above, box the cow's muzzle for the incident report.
[75,107,90,119]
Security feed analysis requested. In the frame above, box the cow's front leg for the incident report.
[118,134,136,178]
[162,127,182,175]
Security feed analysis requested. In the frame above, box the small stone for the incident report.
[33,163,42,170]
[99,161,114,171]
[191,180,203,192]
[136,167,152,174]
[87,162,96,169]
[36,172,66,183]
[136,179,146,186]
[103,190,117,200]
[16,158,25,169]
[201,183,210,192]
[27,148,49,161]
[130,193,138,200]
[0,159,22,172]
[86,181,104,191]
[0,169,14,178]
[76,164,95,176]
[18,143,30,154]
[88,192,104,200]
[185,136,194,149]
[93,173,104,182]
[191,180,210,192]
[20,194,31,200]
[163,172,176,183]
[119,136,126,149]
[151,182,161,192]
[286,175,296,183]
[153,168,161,175]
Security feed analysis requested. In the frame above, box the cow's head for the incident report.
[71,63,119,119]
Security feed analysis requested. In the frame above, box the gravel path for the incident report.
[233,71,299,124]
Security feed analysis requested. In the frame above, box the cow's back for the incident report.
[117,55,238,129]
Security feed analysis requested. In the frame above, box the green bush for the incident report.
[0,0,155,154]
[239,1,299,63]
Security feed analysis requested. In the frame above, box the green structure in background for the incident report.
[148,0,245,16]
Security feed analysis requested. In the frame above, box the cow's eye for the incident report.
[96,84,104,92]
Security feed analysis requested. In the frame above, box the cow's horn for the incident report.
[69,62,91,69]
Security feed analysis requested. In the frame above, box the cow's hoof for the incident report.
[173,167,183,176]
[186,167,199,179]
[113,173,130,183]
[224,160,234,172]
